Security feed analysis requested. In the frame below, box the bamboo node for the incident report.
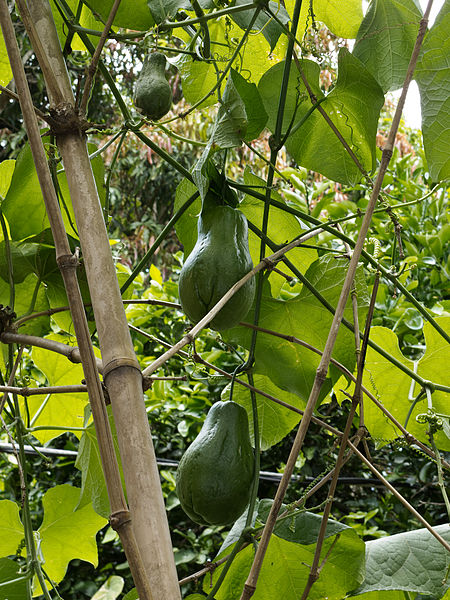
[109,509,132,531]
[0,305,17,334]
[56,253,79,270]
[103,357,142,379]
[48,101,90,137]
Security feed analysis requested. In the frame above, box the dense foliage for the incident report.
[0,1,449,599]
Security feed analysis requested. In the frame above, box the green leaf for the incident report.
[353,0,422,93]
[24,334,89,444]
[174,178,201,259]
[352,524,450,597]
[258,49,384,184]
[172,16,286,108]
[0,558,28,600]
[212,71,249,148]
[84,0,154,30]
[350,592,405,600]
[0,241,58,284]
[211,526,365,599]
[0,500,24,556]
[36,484,107,586]
[3,143,105,241]
[223,373,304,449]
[240,169,317,297]
[90,575,124,599]
[76,407,125,518]
[284,0,364,39]
[415,2,450,181]
[231,0,290,51]
[50,0,105,52]
[0,273,50,337]
[258,499,353,544]
[0,30,12,88]
[229,69,268,142]
[0,159,15,198]
[361,318,450,450]
[226,254,369,404]
[146,0,210,24]
[122,589,138,600]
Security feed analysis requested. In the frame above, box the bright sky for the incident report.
[395,0,444,128]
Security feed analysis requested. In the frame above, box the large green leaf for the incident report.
[415,2,450,181]
[0,500,24,556]
[90,575,124,599]
[211,69,268,148]
[232,0,290,51]
[209,522,365,600]
[222,373,304,449]
[0,159,15,198]
[284,0,364,39]
[226,254,369,404]
[361,318,450,450]
[351,524,450,597]
[50,0,105,52]
[3,143,105,241]
[24,334,90,444]
[258,49,384,184]
[83,0,154,30]
[0,558,28,600]
[239,170,317,297]
[36,485,106,588]
[0,30,12,87]
[172,15,286,108]
[76,407,124,518]
[0,273,50,337]
[211,71,249,149]
[353,0,422,92]
[0,241,58,284]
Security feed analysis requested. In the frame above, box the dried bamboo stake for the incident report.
[300,268,379,599]
[16,1,180,596]
[239,4,434,598]
[0,3,153,598]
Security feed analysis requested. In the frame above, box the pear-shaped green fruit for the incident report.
[178,196,255,331]
[176,401,254,526]
[134,52,172,120]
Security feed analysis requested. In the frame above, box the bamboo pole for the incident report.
[16,1,180,597]
[0,3,154,598]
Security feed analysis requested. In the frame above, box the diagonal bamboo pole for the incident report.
[239,2,435,598]
[12,0,180,597]
[0,2,153,598]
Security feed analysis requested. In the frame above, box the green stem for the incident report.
[120,191,199,295]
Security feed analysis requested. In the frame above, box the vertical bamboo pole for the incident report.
[21,1,180,597]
